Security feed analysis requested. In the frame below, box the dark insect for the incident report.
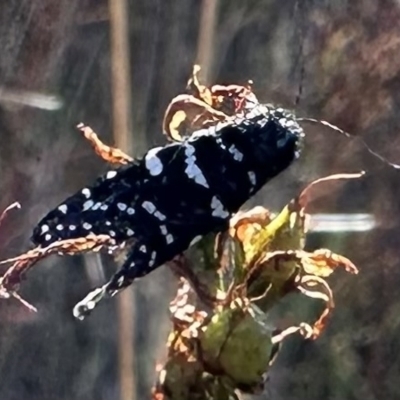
[32,103,303,317]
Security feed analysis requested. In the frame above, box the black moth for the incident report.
[32,103,304,318]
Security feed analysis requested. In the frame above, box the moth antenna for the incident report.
[297,117,400,170]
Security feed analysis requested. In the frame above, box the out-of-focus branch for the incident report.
[109,0,133,154]
[108,0,135,399]
[196,0,219,83]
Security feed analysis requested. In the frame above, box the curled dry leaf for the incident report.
[187,65,257,115]
[162,94,228,142]
[298,171,365,208]
[227,172,362,292]
[241,247,358,336]
[296,274,335,339]
[77,123,133,165]
[186,64,214,106]
[0,234,115,293]
[168,255,221,307]
[169,278,208,339]
[230,201,306,271]
[162,65,259,142]
[208,82,257,115]
[300,249,359,277]
[0,202,37,310]
[219,172,362,338]
[271,322,315,344]
[225,203,306,310]
[229,206,272,246]
[0,201,21,224]
[152,278,214,400]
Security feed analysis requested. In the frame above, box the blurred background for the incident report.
[1,0,400,399]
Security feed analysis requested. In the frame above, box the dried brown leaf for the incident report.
[229,206,272,244]
[186,64,214,106]
[298,171,365,208]
[162,94,228,142]
[301,249,359,277]
[77,123,133,165]
[187,65,258,115]
[0,201,20,225]
[271,323,315,344]
[297,274,335,339]
[209,81,257,115]
[163,65,260,142]
[0,234,115,293]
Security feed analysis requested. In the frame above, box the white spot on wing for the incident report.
[248,171,256,186]
[83,222,92,230]
[82,188,91,198]
[145,147,163,176]
[69,225,76,231]
[127,207,135,215]
[58,204,68,214]
[150,251,157,267]
[211,196,229,219]
[215,121,231,131]
[245,104,269,120]
[160,225,168,235]
[83,200,94,211]
[41,224,49,234]
[106,170,117,179]
[100,204,108,211]
[184,144,195,156]
[45,234,52,241]
[154,210,166,221]
[183,144,209,188]
[189,126,216,140]
[117,203,127,211]
[126,228,134,236]
[142,201,156,214]
[166,234,174,244]
[216,137,227,150]
[139,245,147,253]
[56,224,63,231]
[186,163,209,188]
[279,118,287,126]
[229,145,244,162]
[92,202,101,211]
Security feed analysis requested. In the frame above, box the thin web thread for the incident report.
[297,118,400,169]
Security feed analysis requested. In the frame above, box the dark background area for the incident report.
[1,1,400,399]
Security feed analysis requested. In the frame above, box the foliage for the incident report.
[152,68,360,399]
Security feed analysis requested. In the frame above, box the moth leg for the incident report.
[105,242,159,295]
[72,242,158,320]
[73,284,109,320]
[77,123,133,165]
